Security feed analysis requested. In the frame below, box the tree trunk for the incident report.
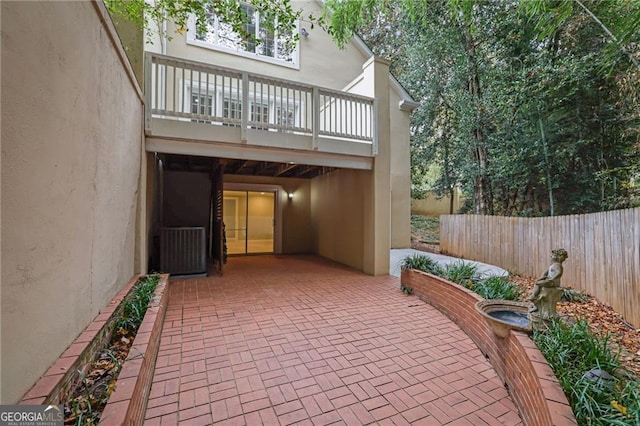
[465,28,492,215]
[538,116,555,216]
[449,187,455,214]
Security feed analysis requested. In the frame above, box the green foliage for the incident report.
[105,0,322,46]
[534,319,640,425]
[400,284,413,296]
[107,0,640,215]
[401,255,521,300]
[400,254,442,275]
[116,274,160,334]
[410,215,440,243]
[470,276,521,301]
[356,0,640,216]
[439,261,478,286]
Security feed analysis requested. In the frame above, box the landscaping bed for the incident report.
[401,253,640,426]
[19,274,169,426]
[401,265,576,425]
[65,274,160,425]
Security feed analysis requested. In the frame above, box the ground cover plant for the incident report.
[401,255,521,301]
[402,253,639,424]
[534,319,640,425]
[410,215,440,244]
[65,274,160,425]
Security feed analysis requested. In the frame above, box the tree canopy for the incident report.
[352,0,640,215]
[107,0,640,216]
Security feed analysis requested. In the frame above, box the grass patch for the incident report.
[534,319,640,425]
[411,215,440,243]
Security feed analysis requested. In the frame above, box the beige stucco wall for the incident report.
[412,190,465,216]
[311,169,367,271]
[144,2,413,272]
[161,1,367,92]
[224,175,313,253]
[343,65,411,251]
[1,1,144,403]
[390,91,412,248]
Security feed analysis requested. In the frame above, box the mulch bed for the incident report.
[510,274,640,379]
[410,238,640,379]
[64,328,136,425]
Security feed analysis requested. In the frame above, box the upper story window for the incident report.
[186,4,299,68]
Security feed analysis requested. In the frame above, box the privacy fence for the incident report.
[440,208,640,327]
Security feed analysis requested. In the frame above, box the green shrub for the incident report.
[116,274,160,334]
[471,276,521,301]
[534,319,640,425]
[439,261,478,286]
[400,254,443,275]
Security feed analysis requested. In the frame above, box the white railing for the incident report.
[145,53,374,145]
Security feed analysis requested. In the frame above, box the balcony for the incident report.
[144,53,377,168]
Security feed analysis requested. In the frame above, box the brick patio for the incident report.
[144,255,522,425]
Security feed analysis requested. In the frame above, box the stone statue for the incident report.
[527,249,568,322]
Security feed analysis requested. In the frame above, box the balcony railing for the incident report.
[145,53,375,151]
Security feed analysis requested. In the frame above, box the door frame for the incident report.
[223,183,284,254]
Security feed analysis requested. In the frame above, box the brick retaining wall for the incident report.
[19,274,169,426]
[402,269,576,426]
[99,274,169,425]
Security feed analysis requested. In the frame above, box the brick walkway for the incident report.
[145,255,522,425]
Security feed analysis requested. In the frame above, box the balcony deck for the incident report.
[145,53,377,169]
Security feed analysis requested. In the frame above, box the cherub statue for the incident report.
[526,248,568,312]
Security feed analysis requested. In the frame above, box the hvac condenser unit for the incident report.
[160,227,207,275]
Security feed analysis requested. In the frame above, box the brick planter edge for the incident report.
[19,274,170,426]
[401,269,576,426]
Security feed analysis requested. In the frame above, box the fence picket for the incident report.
[440,208,640,327]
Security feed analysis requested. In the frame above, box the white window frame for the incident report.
[185,82,305,131]
[185,11,300,69]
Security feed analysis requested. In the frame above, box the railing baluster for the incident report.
[312,87,319,150]
[148,53,374,143]
[241,73,248,142]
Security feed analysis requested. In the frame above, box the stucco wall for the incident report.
[390,90,411,248]
[311,169,367,271]
[412,190,465,216]
[162,1,367,92]
[1,1,144,403]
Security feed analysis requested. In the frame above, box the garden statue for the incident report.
[527,248,568,326]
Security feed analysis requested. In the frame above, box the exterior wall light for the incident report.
[301,28,309,38]
[288,192,294,200]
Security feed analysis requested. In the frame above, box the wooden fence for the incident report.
[440,208,640,327]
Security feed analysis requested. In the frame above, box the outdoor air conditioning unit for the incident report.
[160,227,207,275]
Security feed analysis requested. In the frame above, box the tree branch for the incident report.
[574,0,640,70]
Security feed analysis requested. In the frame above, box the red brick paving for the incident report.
[145,255,522,425]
